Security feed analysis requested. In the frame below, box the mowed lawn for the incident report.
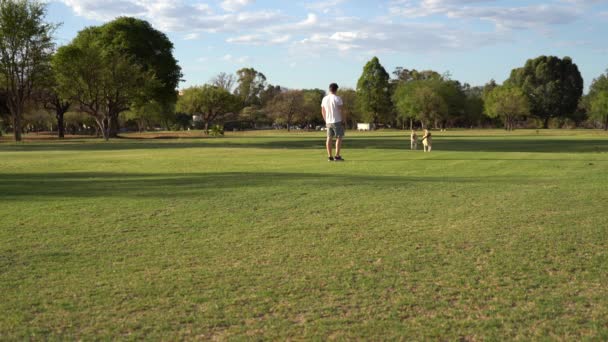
[1,130,607,340]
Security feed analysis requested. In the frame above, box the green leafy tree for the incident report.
[435,79,466,128]
[266,90,304,132]
[123,100,173,132]
[37,59,71,138]
[587,72,608,130]
[484,85,530,131]
[176,85,240,134]
[0,0,55,141]
[235,68,267,107]
[337,88,359,129]
[393,82,447,129]
[302,88,325,128]
[211,72,236,92]
[53,36,154,140]
[464,86,485,127]
[507,56,583,128]
[74,17,182,136]
[392,68,442,83]
[356,57,392,125]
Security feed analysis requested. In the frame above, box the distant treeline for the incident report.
[1,1,607,142]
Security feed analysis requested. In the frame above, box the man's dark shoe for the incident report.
[335,156,344,162]
[328,156,335,162]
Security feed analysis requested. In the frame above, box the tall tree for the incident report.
[0,0,55,141]
[266,90,304,132]
[302,88,325,128]
[211,72,236,92]
[587,72,608,130]
[507,56,583,128]
[74,17,182,137]
[53,37,154,141]
[337,88,359,129]
[484,85,530,131]
[37,57,71,138]
[356,57,392,125]
[235,67,266,107]
[393,82,447,129]
[392,68,442,83]
[176,85,240,134]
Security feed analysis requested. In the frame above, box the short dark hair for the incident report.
[329,83,339,93]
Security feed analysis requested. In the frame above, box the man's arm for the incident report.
[321,106,326,121]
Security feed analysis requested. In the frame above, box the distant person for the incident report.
[321,83,344,162]
[422,129,432,152]
[410,130,418,150]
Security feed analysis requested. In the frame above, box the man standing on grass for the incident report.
[321,83,345,162]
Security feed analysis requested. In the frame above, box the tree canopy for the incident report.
[587,72,608,130]
[484,85,530,131]
[53,34,154,140]
[176,85,240,134]
[0,0,55,141]
[356,57,392,124]
[507,55,583,128]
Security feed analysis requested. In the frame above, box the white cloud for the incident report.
[58,0,599,58]
[388,0,583,30]
[220,0,254,12]
[222,54,250,63]
[305,0,347,14]
[184,33,201,40]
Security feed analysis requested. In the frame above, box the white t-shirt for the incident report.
[321,94,343,124]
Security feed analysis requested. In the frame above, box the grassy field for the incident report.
[1,129,607,340]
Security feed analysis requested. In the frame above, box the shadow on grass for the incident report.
[0,171,536,199]
[1,136,607,153]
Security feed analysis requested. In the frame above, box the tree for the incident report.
[302,88,325,128]
[53,36,154,140]
[36,58,71,138]
[266,90,304,132]
[587,72,608,130]
[123,100,173,132]
[176,85,240,134]
[484,85,530,131]
[507,56,583,128]
[356,57,392,125]
[337,88,359,129]
[235,67,266,107]
[392,68,442,83]
[393,82,447,129]
[463,86,485,128]
[74,17,182,137]
[260,84,282,107]
[0,0,55,141]
[211,72,236,92]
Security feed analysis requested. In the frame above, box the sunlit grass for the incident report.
[1,130,607,339]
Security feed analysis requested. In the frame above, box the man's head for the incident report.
[329,83,339,94]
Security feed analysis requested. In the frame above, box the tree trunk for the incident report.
[12,112,22,142]
[409,118,413,130]
[109,114,120,138]
[543,117,550,129]
[604,116,608,131]
[204,121,209,135]
[57,112,65,139]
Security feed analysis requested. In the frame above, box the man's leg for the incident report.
[326,136,333,157]
[335,137,343,157]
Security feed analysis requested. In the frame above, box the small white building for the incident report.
[357,123,374,131]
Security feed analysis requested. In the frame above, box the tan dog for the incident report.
[410,130,418,150]
[422,129,432,152]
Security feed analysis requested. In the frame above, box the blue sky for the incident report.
[47,0,608,91]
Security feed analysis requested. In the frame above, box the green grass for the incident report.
[1,129,607,340]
